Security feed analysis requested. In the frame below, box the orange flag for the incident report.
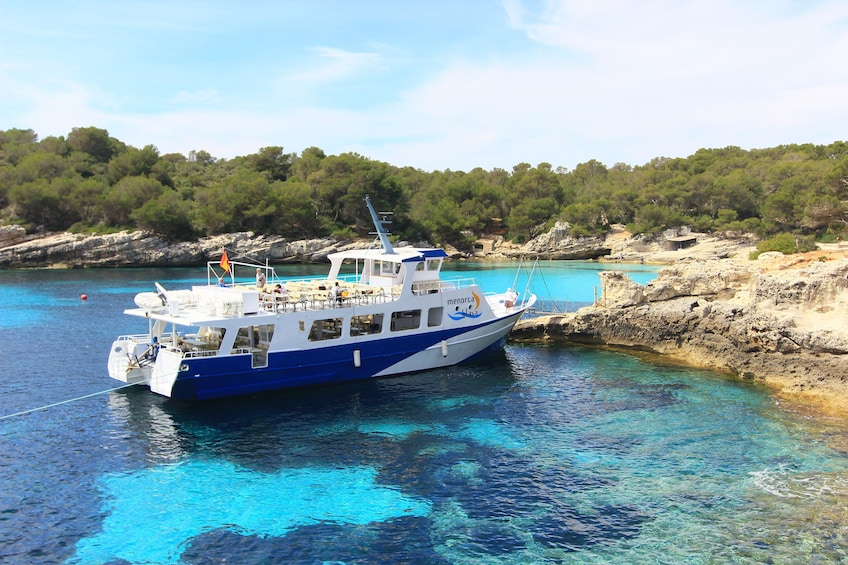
[220,250,230,273]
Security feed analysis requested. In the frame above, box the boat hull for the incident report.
[167,309,527,401]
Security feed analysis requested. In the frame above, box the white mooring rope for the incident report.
[0,381,147,421]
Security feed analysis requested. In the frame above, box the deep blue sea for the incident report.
[2,261,848,564]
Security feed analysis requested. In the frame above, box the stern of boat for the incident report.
[107,337,152,385]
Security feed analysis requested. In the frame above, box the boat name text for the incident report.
[447,296,476,306]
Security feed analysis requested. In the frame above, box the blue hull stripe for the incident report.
[171,314,520,401]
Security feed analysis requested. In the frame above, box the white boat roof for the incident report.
[328,246,448,263]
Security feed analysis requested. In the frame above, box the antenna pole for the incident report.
[365,195,395,254]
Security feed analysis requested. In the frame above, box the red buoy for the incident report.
[80,294,88,301]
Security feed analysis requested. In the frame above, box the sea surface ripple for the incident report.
[0,264,847,564]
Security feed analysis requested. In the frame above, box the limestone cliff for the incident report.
[0,225,610,268]
[0,221,750,268]
[513,252,848,416]
[0,229,373,268]
[487,221,612,260]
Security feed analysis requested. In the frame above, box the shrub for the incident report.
[750,232,817,258]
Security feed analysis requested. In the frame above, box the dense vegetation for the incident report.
[1,127,846,251]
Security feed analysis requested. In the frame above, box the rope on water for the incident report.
[0,381,147,421]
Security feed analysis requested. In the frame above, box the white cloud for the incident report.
[363,0,848,169]
[2,1,846,171]
[279,47,385,88]
[13,80,109,137]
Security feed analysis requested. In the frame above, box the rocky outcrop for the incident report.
[0,225,29,248]
[513,253,848,416]
[0,220,754,268]
[0,225,604,268]
[475,222,611,260]
[0,229,378,268]
[512,221,611,259]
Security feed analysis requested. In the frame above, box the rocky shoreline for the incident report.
[0,220,619,269]
[513,247,848,418]
[0,220,751,269]
[0,225,373,268]
[4,222,846,418]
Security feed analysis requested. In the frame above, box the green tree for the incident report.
[249,146,294,181]
[100,176,167,228]
[505,163,562,239]
[275,180,322,237]
[131,190,196,240]
[802,195,845,230]
[7,179,60,228]
[63,177,109,229]
[0,128,39,166]
[193,170,276,234]
[67,126,120,163]
[562,201,609,236]
[13,152,69,183]
[107,145,161,184]
[629,204,689,234]
[290,146,326,182]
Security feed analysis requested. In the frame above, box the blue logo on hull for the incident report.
[447,290,482,320]
[448,310,483,320]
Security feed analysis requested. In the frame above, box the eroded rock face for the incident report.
[0,225,28,248]
[516,221,611,260]
[514,256,848,416]
[0,222,750,268]
[0,229,368,268]
[0,218,624,268]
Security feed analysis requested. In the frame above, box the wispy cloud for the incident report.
[1,1,845,171]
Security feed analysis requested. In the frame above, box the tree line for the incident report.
[1,126,846,250]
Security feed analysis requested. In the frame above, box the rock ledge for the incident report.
[513,250,848,418]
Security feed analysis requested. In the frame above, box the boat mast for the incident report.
[365,195,395,255]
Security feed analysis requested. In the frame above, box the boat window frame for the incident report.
[380,260,400,276]
[233,323,274,368]
[308,317,344,341]
[427,307,443,327]
[390,309,421,332]
[350,313,384,336]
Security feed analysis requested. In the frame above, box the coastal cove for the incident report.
[3,217,848,417]
[1,263,848,563]
[514,246,848,420]
[3,219,848,418]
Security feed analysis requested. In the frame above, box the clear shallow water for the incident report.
[1,263,847,564]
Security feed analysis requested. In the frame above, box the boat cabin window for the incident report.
[233,324,274,367]
[415,262,425,271]
[309,317,344,341]
[196,326,223,348]
[380,261,400,276]
[233,325,255,349]
[390,309,421,332]
[427,307,443,327]
[427,259,441,271]
[351,313,383,336]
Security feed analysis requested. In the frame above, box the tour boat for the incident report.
[106,197,536,400]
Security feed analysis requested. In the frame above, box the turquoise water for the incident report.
[444,260,659,312]
[1,263,847,564]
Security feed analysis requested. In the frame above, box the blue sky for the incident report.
[2,0,846,171]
